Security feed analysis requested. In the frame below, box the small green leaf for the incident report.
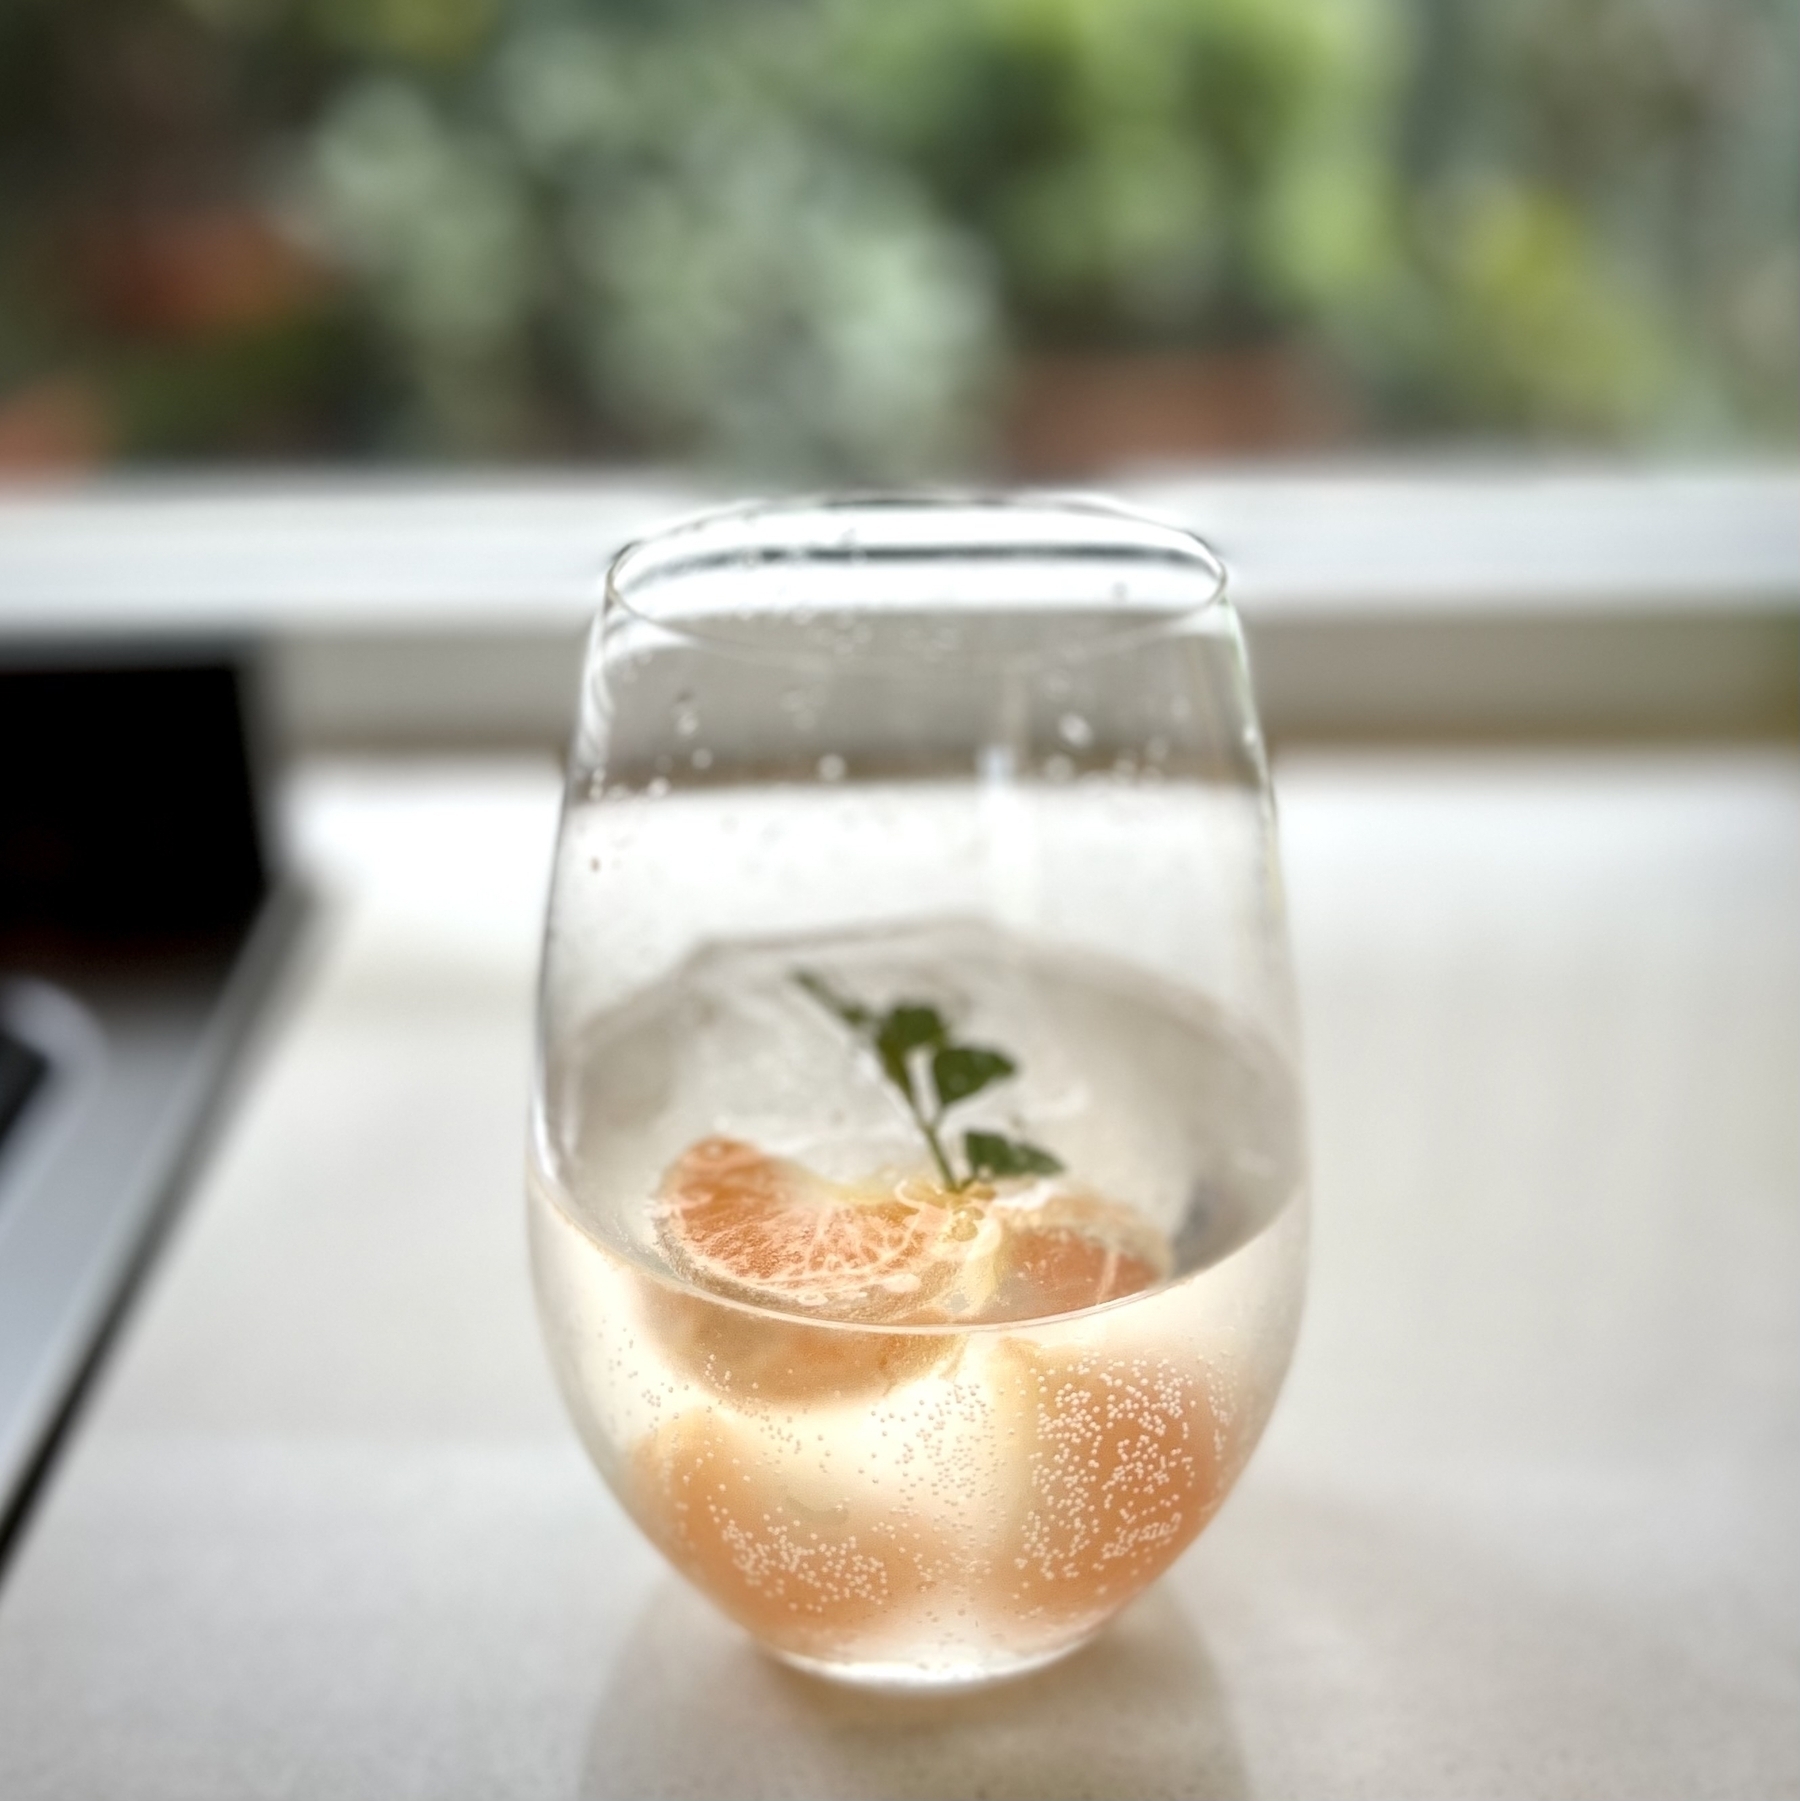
[791,968,1056,1194]
[876,1003,948,1096]
[964,1130,1064,1179]
[931,1044,1015,1108]
[879,1003,949,1052]
[794,969,873,1032]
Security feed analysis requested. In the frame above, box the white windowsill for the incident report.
[2,462,1795,744]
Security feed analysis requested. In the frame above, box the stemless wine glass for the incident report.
[529,495,1307,1691]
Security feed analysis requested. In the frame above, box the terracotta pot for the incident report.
[63,207,330,340]
[0,378,112,474]
[1005,343,1354,476]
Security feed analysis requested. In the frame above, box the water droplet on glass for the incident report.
[1057,712,1093,749]
[691,747,714,771]
[816,753,847,782]
[645,776,670,799]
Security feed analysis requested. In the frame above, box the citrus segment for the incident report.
[978,1190,1168,1322]
[640,1283,959,1405]
[632,1411,947,1659]
[654,1136,963,1319]
[988,1348,1228,1633]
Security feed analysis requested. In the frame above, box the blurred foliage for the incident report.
[299,5,1000,468]
[1,0,1794,474]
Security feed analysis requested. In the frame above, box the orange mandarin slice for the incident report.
[645,1136,967,1404]
[641,1286,957,1405]
[654,1136,963,1319]
[632,1411,946,1659]
[978,1190,1168,1323]
[987,1348,1230,1635]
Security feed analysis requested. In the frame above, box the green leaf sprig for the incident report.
[794,970,1064,1192]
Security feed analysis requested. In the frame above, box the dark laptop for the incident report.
[0,652,302,1570]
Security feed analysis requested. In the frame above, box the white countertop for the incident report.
[0,752,1794,1800]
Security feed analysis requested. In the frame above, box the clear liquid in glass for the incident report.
[529,918,1306,1688]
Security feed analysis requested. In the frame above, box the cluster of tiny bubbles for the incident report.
[672,690,701,739]
[899,619,961,663]
[824,608,871,660]
[780,685,820,734]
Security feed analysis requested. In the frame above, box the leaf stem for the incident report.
[908,1087,961,1191]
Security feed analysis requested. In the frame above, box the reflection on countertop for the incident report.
[585,1581,1245,1801]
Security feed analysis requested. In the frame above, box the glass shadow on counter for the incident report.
[583,1577,1248,1801]
[0,649,304,1575]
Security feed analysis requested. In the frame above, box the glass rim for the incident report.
[601,491,1231,666]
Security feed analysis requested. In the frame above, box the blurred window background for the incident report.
[1,0,1795,481]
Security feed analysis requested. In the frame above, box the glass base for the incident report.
[768,1627,1103,1694]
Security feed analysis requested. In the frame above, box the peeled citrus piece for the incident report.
[654,1136,962,1320]
[640,1284,959,1406]
[978,1190,1169,1323]
[632,1410,947,1659]
[987,1347,1230,1634]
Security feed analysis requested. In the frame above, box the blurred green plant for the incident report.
[1,0,1793,470]
[1372,0,1799,441]
[821,0,1406,345]
[299,8,1002,471]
